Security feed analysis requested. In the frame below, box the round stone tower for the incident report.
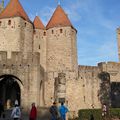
[0,0,33,59]
[46,5,78,73]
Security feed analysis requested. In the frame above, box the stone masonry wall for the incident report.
[20,18,33,56]
[0,17,21,58]
[0,51,44,109]
[0,17,33,59]
[65,65,101,118]
[33,29,47,72]
[98,62,120,83]
[71,29,78,73]
[46,26,77,72]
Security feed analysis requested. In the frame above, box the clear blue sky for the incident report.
[4,0,120,66]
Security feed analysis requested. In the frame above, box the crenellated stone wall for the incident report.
[98,62,120,82]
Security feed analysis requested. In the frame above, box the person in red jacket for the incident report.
[29,103,37,120]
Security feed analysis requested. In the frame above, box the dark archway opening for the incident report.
[0,75,21,107]
[111,82,120,108]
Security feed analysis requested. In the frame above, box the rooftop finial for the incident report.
[55,0,61,6]
[58,0,60,5]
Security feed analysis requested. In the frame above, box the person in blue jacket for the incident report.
[59,102,68,120]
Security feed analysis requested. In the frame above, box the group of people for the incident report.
[0,100,68,120]
[12,101,68,120]
[11,102,37,120]
[50,102,68,120]
[0,100,37,120]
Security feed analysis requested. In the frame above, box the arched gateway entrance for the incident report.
[0,75,22,108]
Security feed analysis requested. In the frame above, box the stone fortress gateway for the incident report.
[0,0,120,117]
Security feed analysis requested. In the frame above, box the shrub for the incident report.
[109,108,120,118]
[78,109,102,120]
[78,108,120,120]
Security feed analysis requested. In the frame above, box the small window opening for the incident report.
[8,20,11,25]
[39,45,40,49]
[34,30,36,34]
[52,30,54,34]
[44,32,46,36]
[60,29,63,33]
[25,22,27,27]
[84,96,85,102]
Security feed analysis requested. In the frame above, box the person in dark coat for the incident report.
[49,102,59,120]
[0,101,4,118]
[90,114,94,120]
[29,103,37,120]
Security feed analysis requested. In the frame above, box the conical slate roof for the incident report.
[46,5,73,29]
[33,16,45,29]
[0,0,30,22]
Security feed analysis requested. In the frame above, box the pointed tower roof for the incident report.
[33,16,45,29]
[0,0,30,22]
[46,5,73,29]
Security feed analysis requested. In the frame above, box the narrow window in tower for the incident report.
[8,20,11,25]
[39,45,40,49]
[84,96,85,102]
[34,30,36,34]
[60,29,63,33]
[52,30,54,34]
[44,32,46,36]
[25,22,26,27]
[0,21,1,26]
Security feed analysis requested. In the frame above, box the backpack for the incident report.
[15,108,20,116]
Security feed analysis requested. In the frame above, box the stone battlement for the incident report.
[0,51,40,65]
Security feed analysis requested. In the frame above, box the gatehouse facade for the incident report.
[0,0,120,118]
